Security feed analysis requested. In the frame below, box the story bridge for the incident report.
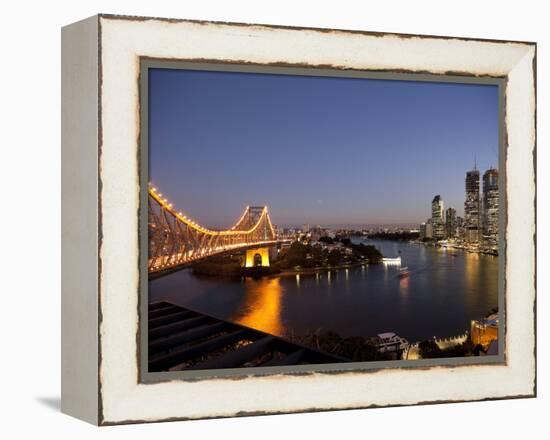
[148,185,286,275]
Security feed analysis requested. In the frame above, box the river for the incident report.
[149,239,499,342]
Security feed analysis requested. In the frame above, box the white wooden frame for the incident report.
[61,14,536,425]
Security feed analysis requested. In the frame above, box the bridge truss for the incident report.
[148,186,278,274]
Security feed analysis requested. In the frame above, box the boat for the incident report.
[397,266,410,278]
[382,256,401,265]
[373,332,409,353]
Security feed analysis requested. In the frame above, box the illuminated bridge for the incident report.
[148,185,282,275]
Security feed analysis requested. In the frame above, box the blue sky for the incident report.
[149,68,498,228]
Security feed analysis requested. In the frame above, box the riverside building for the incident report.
[482,168,499,247]
[445,207,457,238]
[431,195,446,240]
[464,168,481,243]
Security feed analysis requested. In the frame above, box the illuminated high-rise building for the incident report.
[445,207,457,238]
[482,168,499,246]
[419,222,426,239]
[456,216,465,240]
[425,219,433,239]
[431,195,446,240]
[464,168,480,243]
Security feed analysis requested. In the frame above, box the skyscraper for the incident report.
[420,221,433,240]
[445,207,457,238]
[431,195,445,240]
[464,168,480,243]
[425,218,433,239]
[456,216,465,240]
[482,168,499,246]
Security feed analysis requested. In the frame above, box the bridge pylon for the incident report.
[244,247,270,267]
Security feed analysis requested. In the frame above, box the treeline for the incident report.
[290,330,396,362]
[275,240,383,269]
[343,239,383,263]
[275,241,332,269]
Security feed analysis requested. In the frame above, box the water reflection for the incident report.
[399,276,409,295]
[234,277,283,336]
[464,251,481,309]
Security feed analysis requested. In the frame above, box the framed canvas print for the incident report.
[61,14,536,425]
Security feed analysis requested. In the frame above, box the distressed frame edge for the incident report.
[503,44,537,401]
[97,12,537,47]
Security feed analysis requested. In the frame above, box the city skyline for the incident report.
[149,68,499,228]
[419,164,499,249]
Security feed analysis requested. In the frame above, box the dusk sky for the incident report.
[149,68,498,229]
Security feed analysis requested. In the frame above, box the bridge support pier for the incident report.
[245,247,270,267]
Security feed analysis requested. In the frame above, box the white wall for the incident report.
[0,0,547,438]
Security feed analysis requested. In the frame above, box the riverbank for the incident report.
[277,260,370,277]
[414,239,499,256]
[193,259,373,279]
[193,261,281,278]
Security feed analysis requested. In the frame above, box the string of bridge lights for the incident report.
[148,183,277,237]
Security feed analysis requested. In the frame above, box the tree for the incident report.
[311,244,324,260]
[349,243,383,263]
[340,237,352,247]
[277,241,308,268]
[418,340,442,358]
[327,249,341,266]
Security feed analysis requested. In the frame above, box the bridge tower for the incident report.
[244,247,270,267]
[248,206,269,240]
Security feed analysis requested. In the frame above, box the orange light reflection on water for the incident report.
[399,276,409,294]
[235,277,284,336]
[464,251,481,310]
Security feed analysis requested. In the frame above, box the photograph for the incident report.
[145,66,502,373]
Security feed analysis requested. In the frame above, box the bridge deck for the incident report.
[148,301,349,372]
[148,240,283,280]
